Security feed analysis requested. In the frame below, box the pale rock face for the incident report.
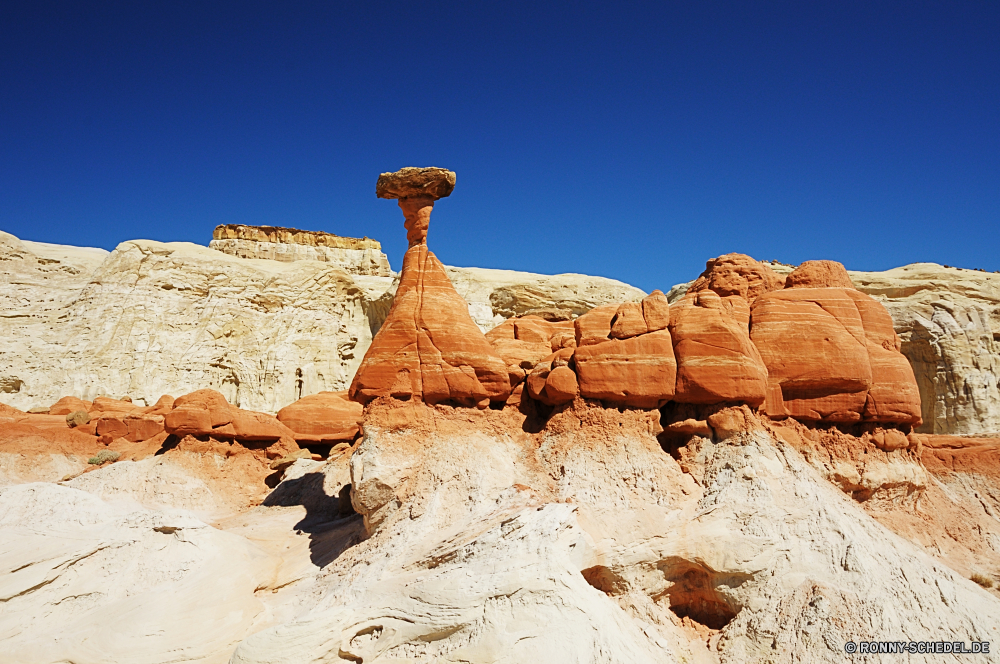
[230,406,1000,663]
[445,265,647,331]
[209,238,392,276]
[0,482,277,664]
[0,232,389,412]
[209,224,391,277]
[849,264,1000,434]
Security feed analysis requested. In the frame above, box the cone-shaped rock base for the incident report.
[350,245,510,406]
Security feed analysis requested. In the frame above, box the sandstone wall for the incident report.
[209,224,392,276]
[0,230,640,413]
[849,264,1000,434]
[671,262,1000,435]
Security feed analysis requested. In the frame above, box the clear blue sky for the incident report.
[2,2,997,292]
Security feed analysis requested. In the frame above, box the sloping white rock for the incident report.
[0,482,278,664]
[230,409,1000,663]
[445,265,646,331]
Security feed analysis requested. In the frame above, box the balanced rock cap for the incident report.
[376,167,456,200]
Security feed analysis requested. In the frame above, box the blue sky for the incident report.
[1,2,997,292]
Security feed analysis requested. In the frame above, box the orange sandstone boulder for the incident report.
[276,391,364,443]
[486,316,577,390]
[90,396,141,415]
[164,389,296,441]
[574,304,620,347]
[669,290,768,405]
[573,330,676,408]
[143,395,175,416]
[568,291,676,408]
[688,253,784,305]
[845,289,922,424]
[750,260,921,424]
[95,416,129,439]
[122,414,166,443]
[49,396,93,416]
[784,259,855,289]
[526,348,579,406]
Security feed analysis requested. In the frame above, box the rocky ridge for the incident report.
[210,224,392,276]
[0,230,637,414]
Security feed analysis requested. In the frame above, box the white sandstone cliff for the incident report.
[0,230,642,413]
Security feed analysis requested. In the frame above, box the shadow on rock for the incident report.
[262,469,364,567]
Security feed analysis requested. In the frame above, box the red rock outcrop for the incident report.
[276,390,363,443]
[687,253,784,306]
[49,396,93,416]
[669,289,768,405]
[750,260,921,424]
[525,348,579,406]
[350,168,510,407]
[164,389,298,442]
[485,316,576,390]
[572,291,677,408]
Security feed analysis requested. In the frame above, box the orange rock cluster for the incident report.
[751,260,921,424]
[344,168,922,427]
[482,254,921,426]
[1,388,364,460]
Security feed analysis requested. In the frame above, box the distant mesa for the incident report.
[210,223,391,276]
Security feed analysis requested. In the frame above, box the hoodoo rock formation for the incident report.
[751,260,922,424]
[349,168,510,406]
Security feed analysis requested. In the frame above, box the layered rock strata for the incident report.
[210,224,391,276]
[751,261,922,424]
[1,229,637,416]
[349,168,510,407]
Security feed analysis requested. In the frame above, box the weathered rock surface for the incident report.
[350,244,510,406]
[751,261,922,424]
[228,403,1000,663]
[0,231,389,413]
[164,389,299,448]
[485,316,576,390]
[672,259,1000,435]
[687,252,785,304]
[276,390,363,443]
[210,224,391,276]
[1,229,639,415]
[574,329,677,408]
[670,290,768,404]
[850,264,1000,434]
[449,266,646,331]
[375,166,456,201]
